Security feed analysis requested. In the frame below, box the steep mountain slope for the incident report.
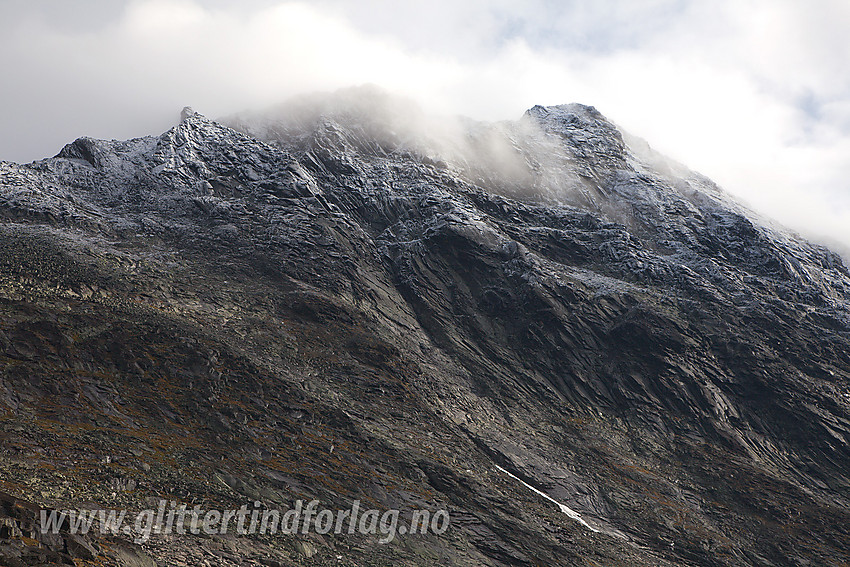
[1,88,849,566]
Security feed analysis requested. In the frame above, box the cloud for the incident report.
[1,0,848,251]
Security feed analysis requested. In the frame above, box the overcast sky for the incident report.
[2,0,849,250]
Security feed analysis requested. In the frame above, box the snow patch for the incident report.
[495,464,599,532]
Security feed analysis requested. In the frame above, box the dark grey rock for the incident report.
[0,86,848,566]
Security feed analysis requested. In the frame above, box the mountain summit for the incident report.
[1,88,849,566]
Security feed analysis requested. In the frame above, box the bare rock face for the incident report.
[1,86,849,566]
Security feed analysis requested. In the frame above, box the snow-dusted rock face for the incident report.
[1,87,849,566]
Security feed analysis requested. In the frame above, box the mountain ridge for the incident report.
[0,88,849,566]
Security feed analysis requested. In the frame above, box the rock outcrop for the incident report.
[0,86,848,565]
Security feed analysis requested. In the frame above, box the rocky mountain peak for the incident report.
[55,136,109,168]
[525,102,605,123]
[180,105,197,121]
[1,93,849,566]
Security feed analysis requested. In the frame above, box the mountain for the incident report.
[1,86,849,566]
